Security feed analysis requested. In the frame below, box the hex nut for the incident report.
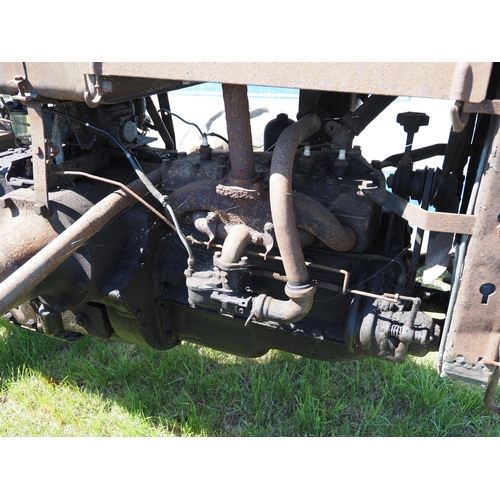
[33,203,48,215]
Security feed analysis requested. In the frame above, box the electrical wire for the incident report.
[53,170,176,231]
[158,108,204,137]
[158,108,230,145]
[207,132,229,144]
[43,107,195,268]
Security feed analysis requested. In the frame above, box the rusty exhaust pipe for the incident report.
[222,83,256,183]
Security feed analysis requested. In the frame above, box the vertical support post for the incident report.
[27,101,50,214]
[441,115,500,386]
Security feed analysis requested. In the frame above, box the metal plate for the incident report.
[0,62,494,104]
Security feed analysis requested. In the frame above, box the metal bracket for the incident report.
[463,99,500,116]
[360,185,476,235]
[84,63,104,108]
[27,101,50,214]
[452,99,500,133]
[451,101,469,133]
[8,75,37,104]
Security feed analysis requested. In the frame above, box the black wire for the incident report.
[158,107,231,145]
[45,108,164,202]
[207,132,229,144]
[158,108,204,136]
[43,107,195,267]
[380,143,448,168]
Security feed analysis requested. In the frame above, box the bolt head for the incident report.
[33,203,48,216]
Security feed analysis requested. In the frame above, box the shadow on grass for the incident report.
[1,319,500,437]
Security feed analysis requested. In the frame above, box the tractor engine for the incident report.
[0,81,440,365]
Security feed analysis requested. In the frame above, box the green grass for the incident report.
[1,319,500,437]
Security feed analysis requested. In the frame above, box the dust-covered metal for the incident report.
[441,115,500,388]
[484,368,500,415]
[26,100,50,211]
[464,100,500,115]
[222,84,256,182]
[0,168,162,315]
[1,61,500,414]
[361,185,477,234]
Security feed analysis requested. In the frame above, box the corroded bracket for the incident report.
[464,100,500,116]
[360,185,476,235]
[27,101,50,214]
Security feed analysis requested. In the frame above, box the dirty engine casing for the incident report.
[0,90,438,366]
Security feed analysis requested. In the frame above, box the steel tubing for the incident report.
[0,168,163,315]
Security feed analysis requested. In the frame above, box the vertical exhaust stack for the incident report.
[222,84,256,184]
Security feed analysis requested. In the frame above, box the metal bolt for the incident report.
[33,202,48,216]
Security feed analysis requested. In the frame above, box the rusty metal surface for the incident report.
[0,62,186,103]
[0,168,163,315]
[0,63,494,104]
[169,178,356,256]
[270,113,325,286]
[442,115,500,385]
[100,62,493,102]
[361,185,477,234]
[484,368,500,414]
[464,100,500,115]
[0,191,59,281]
[222,84,255,182]
[27,101,49,211]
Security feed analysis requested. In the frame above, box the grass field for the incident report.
[1,318,500,437]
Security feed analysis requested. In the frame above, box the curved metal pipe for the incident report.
[252,114,336,323]
[172,114,356,324]
[293,191,356,252]
[220,224,253,264]
[170,179,355,254]
[269,113,355,286]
